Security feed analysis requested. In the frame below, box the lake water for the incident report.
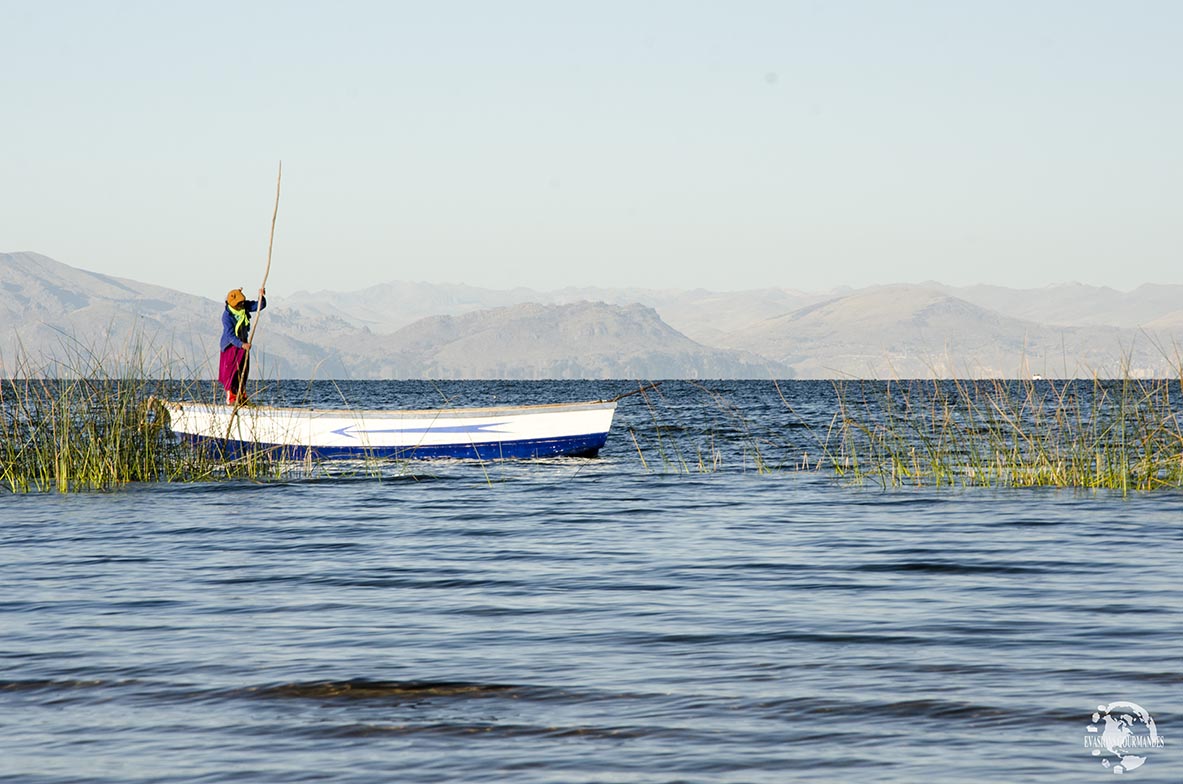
[2,381,1180,783]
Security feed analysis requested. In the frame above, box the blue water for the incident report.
[2,381,1181,783]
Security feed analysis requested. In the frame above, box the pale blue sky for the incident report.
[3,1,1180,301]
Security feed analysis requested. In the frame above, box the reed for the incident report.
[624,381,780,474]
[628,382,692,473]
[0,341,284,493]
[818,373,1183,491]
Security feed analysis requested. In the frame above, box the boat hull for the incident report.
[162,399,617,461]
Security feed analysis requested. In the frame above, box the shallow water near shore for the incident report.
[2,381,1181,782]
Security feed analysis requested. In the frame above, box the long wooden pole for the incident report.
[235,161,282,403]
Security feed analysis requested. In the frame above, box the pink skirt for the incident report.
[218,346,249,392]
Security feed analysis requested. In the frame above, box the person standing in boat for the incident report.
[219,287,266,405]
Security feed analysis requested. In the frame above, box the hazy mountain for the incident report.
[619,288,821,344]
[286,278,1183,348]
[321,301,785,379]
[719,285,1179,378]
[929,282,1183,328]
[4,252,1181,378]
[1,252,782,379]
[1,250,217,375]
[0,251,350,378]
[283,281,543,333]
[283,283,820,343]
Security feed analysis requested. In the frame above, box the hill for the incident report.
[0,252,348,378]
[718,285,1178,378]
[931,282,1183,328]
[1,252,780,379]
[282,282,818,343]
[4,252,1181,378]
[331,301,784,379]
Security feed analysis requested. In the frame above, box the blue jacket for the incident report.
[220,296,266,352]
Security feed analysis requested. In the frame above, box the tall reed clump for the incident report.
[0,338,282,493]
[821,374,1183,491]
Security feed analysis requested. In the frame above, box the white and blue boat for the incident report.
[163,398,617,461]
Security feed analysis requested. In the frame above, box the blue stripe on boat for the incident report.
[178,431,610,461]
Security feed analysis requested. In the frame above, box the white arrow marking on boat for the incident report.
[330,423,510,439]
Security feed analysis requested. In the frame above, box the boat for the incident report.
[161,398,618,461]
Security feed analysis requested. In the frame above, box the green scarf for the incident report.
[229,305,249,338]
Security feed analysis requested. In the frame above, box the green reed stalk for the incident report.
[635,383,690,473]
[818,370,1183,492]
[0,335,291,493]
[687,381,771,473]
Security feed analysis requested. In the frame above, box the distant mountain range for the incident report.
[3,251,1181,378]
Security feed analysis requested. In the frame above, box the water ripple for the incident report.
[2,380,1180,784]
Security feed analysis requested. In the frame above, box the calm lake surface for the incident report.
[3,380,1180,783]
